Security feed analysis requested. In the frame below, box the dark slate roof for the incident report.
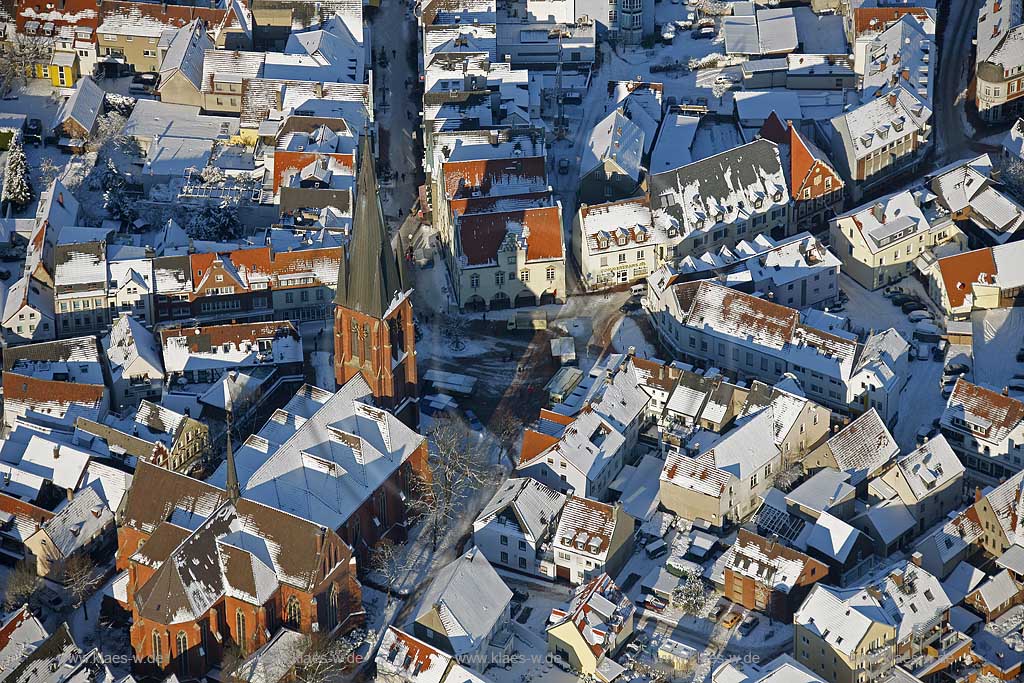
[335,135,403,317]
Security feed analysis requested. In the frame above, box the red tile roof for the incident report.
[3,374,105,407]
[853,7,929,35]
[938,247,997,309]
[519,428,560,466]
[457,206,563,265]
[159,321,299,352]
[443,156,547,199]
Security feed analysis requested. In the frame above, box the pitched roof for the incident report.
[942,379,1024,446]
[457,205,563,266]
[158,19,212,90]
[892,435,963,503]
[475,477,565,543]
[795,584,893,656]
[52,76,103,134]
[553,495,621,560]
[824,408,898,485]
[970,569,1021,612]
[0,606,48,682]
[414,547,512,657]
[335,135,403,317]
[38,486,112,556]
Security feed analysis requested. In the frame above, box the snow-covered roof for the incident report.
[650,139,788,244]
[878,561,951,642]
[52,76,103,135]
[158,20,211,91]
[824,408,898,485]
[582,108,643,182]
[125,100,239,142]
[79,459,132,513]
[233,628,308,683]
[892,435,963,504]
[376,627,452,683]
[414,548,512,657]
[942,379,1024,447]
[578,197,669,260]
[730,529,822,594]
[794,584,892,656]
[987,23,1024,73]
[103,314,163,386]
[831,87,931,162]
[860,13,934,106]
[970,569,1021,612]
[804,511,862,563]
[207,377,424,531]
[1,276,53,325]
[785,468,854,515]
[547,573,633,661]
[1002,118,1024,162]
[554,495,622,561]
[734,90,802,123]
[474,477,565,544]
[651,113,698,174]
[39,486,111,556]
[0,607,48,682]
[160,320,302,375]
[713,654,825,683]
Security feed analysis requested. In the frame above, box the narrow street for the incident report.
[934,0,982,163]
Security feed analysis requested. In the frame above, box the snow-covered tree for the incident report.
[711,79,731,103]
[440,313,468,351]
[36,157,65,189]
[671,570,709,616]
[1004,158,1024,202]
[291,631,368,683]
[0,34,51,96]
[411,414,492,551]
[688,53,725,71]
[89,112,132,157]
[2,559,39,611]
[695,0,731,15]
[185,201,242,241]
[368,539,412,605]
[102,92,137,117]
[102,159,138,223]
[2,140,33,210]
[772,462,804,492]
[62,554,101,621]
[200,164,227,185]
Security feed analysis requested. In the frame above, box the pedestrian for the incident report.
[392,49,396,58]
[401,172,406,182]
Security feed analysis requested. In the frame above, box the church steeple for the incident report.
[225,404,240,503]
[335,133,403,318]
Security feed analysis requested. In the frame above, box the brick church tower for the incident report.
[334,135,418,426]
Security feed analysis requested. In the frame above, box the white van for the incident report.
[630,284,647,297]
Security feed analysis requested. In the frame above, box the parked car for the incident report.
[826,302,845,313]
[908,310,932,323]
[710,602,727,622]
[721,612,742,629]
[738,615,760,636]
[891,294,915,306]
[23,118,42,146]
[642,595,668,613]
[945,362,970,375]
[901,301,927,313]
[557,158,570,174]
[693,26,716,38]
[620,300,641,313]
[661,24,677,42]
[129,72,160,93]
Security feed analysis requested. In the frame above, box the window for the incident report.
[824,177,832,190]
[500,535,508,545]
[285,596,301,629]
[470,273,480,288]
[618,253,627,263]
[519,540,527,551]
[546,266,556,281]
[176,632,188,676]
[286,292,294,304]
[235,610,247,652]
[153,631,163,666]
[519,557,528,569]
[520,270,529,282]
[500,551,509,563]
[495,272,505,286]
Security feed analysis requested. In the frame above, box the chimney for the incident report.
[910,551,922,568]
[53,444,60,460]
[57,192,64,207]
[887,92,898,107]
[975,486,983,503]
[66,488,74,502]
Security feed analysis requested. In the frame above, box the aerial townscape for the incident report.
[0,0,1023,681]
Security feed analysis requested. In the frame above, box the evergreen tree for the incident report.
[2,140,32,209]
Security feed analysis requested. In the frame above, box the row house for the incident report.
[660,403,795,527]
[271,116,357,216]
[573,196,671,291]
[930,241,1024,318]
[76,399,209,474]
[646,279,909,423]
[976,0,1024,122]
[2,336,109,432]
[549,496,633,585]
[52,226,110,337]
[375,627,492,683]
[722,528,829,622]
[102,313,163,411]
[940,379,1024,487]
[758,112,845,233]
[516,353,651,501]
[876,435,966,537]
[472,476,566,578]
[829,88,932,202]
[649,139,792,261]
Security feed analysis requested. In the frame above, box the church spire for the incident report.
[225,399,240,504]
[335,133,403,319]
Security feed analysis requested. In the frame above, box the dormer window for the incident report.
[635,230,647,243]
[772,192,783,202]
[597,238,608,250]
[617,236,627,246]
[754,198,764,209]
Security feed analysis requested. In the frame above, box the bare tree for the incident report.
[88,112,133,157]
[368,539,411,605]
[490,407,524,459]
[439,313,469,352]
[772,462,804,492]
[2,559,39,611]
[0,34,52,96]
[711,78,731,103]
[36,157,65,189]
[411,415,492,551]
[291,631,368,683]
[62,554,102,621]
